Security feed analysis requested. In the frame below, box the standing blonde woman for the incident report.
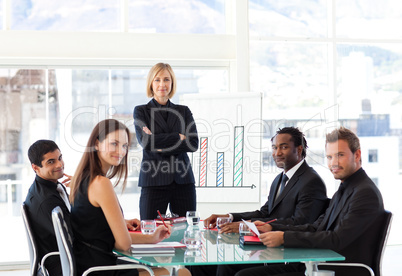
[69,119,176,276]
[134,63,199,220]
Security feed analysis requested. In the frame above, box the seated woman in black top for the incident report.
[69,119,190,276]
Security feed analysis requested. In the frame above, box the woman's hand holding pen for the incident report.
[254,220,273,233]
[152,225,172,243]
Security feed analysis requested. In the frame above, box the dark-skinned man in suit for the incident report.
[235,127,384,276]
[190,127,328,276]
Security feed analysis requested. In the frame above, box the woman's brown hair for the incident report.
[69,119,131,204]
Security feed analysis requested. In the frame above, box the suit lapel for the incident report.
[319,198,336,231]
[166,101,179,130]
[147,100,170,133]
[326,187,353,230]
[273,173,297,209]
[272,162,307,209]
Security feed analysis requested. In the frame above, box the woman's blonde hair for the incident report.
[146,63,177,98]
[69,119,131,204]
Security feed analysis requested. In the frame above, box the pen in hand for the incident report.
[157,210,170,234]
[263,218,277,224]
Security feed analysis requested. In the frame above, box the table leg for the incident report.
[303,261,318,276]
[165,265,185,276]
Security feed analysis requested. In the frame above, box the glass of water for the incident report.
[186,211,200,226]
[141,220,156,235]
[216,217,232,230]
[184,229,202,249]
[184,248,202,263]
[239,222,252,236]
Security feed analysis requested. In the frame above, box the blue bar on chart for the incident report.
[217,242,224,262]
[233,126,244,187]
[199,137,208,187]
[216,152,224,187]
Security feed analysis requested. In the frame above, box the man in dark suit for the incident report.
[204,126,328,231]
[24,140,72,275]
[236,127,384,276]
[193,127,328,276]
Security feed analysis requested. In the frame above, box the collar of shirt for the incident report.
[340,167,364,190]
[35,174,58,190]
[283,159,305,184]
[152,98,171,108]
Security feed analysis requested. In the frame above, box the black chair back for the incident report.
[51,206,155,276]
[372,210,393,276]
[21,203,39,276]
[52,206,75,276]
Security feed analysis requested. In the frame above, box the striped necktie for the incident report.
[56,183,71,212]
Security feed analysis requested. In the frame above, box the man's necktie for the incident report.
[279,174,289,194]
[275,174,289,201]
[57,183,71,211]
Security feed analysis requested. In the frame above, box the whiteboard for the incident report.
[180,92,262,203]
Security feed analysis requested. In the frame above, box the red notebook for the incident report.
[239,235,263,245]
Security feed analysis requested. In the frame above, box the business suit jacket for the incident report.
[273,168,384,273]
[232,161,328,225]
[134,99,198,187]
[24,175,72,275]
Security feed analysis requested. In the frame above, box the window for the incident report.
[249,0,328,38]
[369,149,378,163]
[128,0,226,34]
[250,42,330,111]
[9,0,227,33]
[250,0,402,246]
[0,0,3,29]
[11,1,120,31]
[336,0,402,39]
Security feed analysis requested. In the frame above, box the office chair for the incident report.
[317,210,393,276]
[21,203,60,276]
[51,206,155,276]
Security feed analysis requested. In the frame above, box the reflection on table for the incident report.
[114,223,344,275]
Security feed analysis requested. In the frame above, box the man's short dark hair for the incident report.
[28,140,60,167]
[271,127,308,159]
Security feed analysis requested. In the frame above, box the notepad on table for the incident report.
[131,242,185,248]
[131,241,185,256]
[131,246,175,256]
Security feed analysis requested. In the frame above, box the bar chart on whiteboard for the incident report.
[180,93,262,203]
[198,126,245,188]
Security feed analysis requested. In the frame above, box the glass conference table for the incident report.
[114,223,344,276]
